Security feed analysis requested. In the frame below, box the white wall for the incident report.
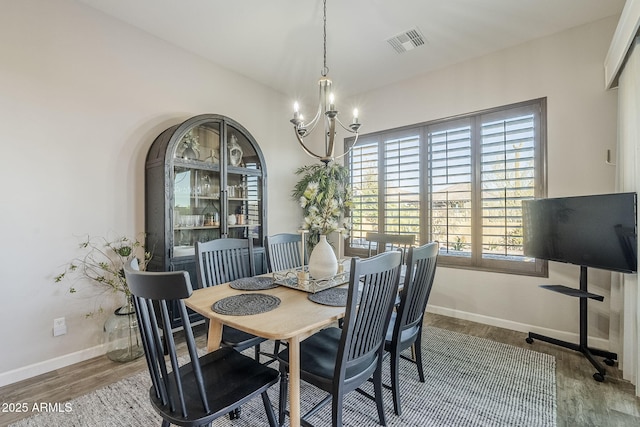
[0,0,309,385]
[353,17,620,343]
[0,0,622,386]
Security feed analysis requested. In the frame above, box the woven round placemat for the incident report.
[308,288,351,306]
[229,277,277,291]
[212,293,281,316]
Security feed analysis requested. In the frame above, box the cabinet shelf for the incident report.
[175,226,221,231]
[187,195,221,200]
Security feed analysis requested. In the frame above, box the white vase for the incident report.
[308,235,338,279]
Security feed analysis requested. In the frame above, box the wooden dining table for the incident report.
[184,279,346,427]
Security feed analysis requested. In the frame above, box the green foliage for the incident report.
[292,163,352,249]
[55,233,152,301]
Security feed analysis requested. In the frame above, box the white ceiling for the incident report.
[77,0,625,99]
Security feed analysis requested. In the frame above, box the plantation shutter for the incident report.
[479,106,539,264]
[428,120,473,260]
[383,135,421,236]
[345,98,546,276]
[349,140,379,250]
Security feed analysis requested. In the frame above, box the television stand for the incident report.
[526,265,617,382]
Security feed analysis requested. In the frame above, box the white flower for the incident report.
[303,182,319,200]
[299,196,307,208]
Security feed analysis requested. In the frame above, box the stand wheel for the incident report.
[228,407,242,419]
[593,372,605,382]
[525,337,534,344]
[604,358,615,366]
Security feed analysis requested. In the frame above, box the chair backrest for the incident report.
[394,242,438,341]
[337,251,402,384]
[264,233,307,273]
[195,238,255,287]
[124,259,210,418]
[366,232,415,259]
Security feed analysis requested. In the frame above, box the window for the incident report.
[346,99,547,276]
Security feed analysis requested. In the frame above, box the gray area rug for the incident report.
[10,326,556,427]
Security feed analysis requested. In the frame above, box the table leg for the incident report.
[288,336,301,427]
[207,319,223,353]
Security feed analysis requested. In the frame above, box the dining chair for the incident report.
[366,232,415,263]
[194,238,268,362]
[264,233,307,356]
[264,233,307,273]
[384,242,438,416]
[277,251,402,427]
[124,259,279,427]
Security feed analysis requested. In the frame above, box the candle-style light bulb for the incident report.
[353,108,359,124]
[329,93,335,111]
[293,102,300,119]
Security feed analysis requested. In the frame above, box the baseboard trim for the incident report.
[0,345,106,388]
[1,306,612,388]
[427,305,611,350]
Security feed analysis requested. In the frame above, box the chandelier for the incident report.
[289,0,361,164]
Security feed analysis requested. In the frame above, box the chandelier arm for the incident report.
[302,102,324,135]
[333,133,360,161]
[294,129,329,160]
[334,116,359,134]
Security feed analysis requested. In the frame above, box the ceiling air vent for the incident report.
[386,27,426,54]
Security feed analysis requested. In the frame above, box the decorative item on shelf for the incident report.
[228,213,237,226]
[289,0,361,164]
[204,148,220,164]
[228,133,243,167]
[203,203,220,227]
[292,162,352,251]
[103,295,144,362]
[179,130,200,160]
[54,233,151,363]
[308,234,338,279]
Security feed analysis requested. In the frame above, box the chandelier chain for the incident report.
[322,0,328,76]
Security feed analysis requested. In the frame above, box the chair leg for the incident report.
[161,419,170,427]
[255,344,261,361]
[262,390,278,427]
[278,368,288,426]
[415,333,425,382]
[332,393,344,427]
[390,349,402,416]
[373,365,387,426]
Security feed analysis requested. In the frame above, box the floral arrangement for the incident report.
[292,163,352,249]
[55,234,152,310]
[180,130,200,160]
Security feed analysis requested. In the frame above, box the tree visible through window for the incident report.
[346,99,547,276]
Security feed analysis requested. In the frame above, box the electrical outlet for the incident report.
[53,317,67,337]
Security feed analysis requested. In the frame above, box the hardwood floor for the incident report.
[1,313,639,426]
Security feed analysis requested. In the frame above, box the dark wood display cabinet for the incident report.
[145,114,268,328]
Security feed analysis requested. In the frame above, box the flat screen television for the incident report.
[523,193,638,273]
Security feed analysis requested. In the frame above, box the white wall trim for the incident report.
[1,306,614,388]
[0,345,106,388]
[427,305,611,351]
[605,0,640,89]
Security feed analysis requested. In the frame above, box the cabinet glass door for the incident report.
[173,122,222,257]
[226,124,263,244]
